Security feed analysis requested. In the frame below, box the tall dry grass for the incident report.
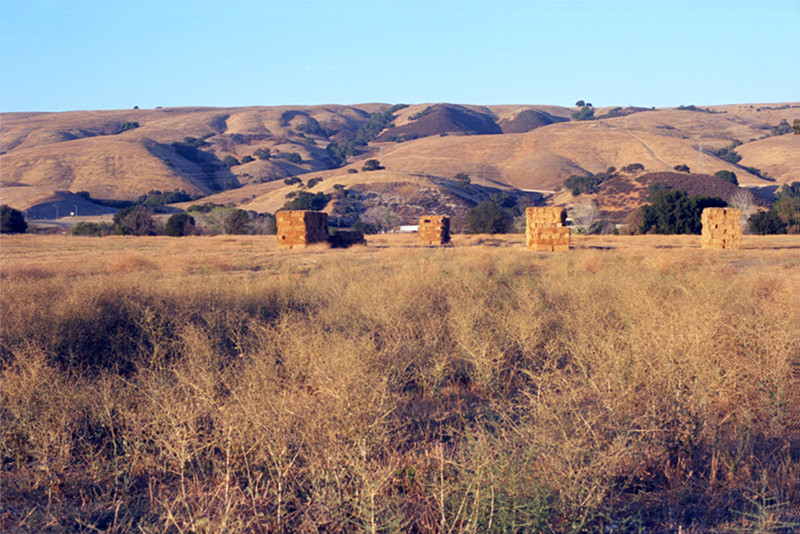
[1,234,799,532]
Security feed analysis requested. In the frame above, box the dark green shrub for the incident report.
[640,189,726,234]
[1,205,27,234]
[241,155,255,164]
[564,174,602,196]
[254,148,271,160]
[362,159,384,171]
[622,163,645,173]
[714,170,738,185]
[187,202,224,213]
[466,201,512,234]
[71,222,109,236]
[284,152,302,164]
[112,206,157,236]
[223,155,241,168]
[748,211,787,234]
[572,106,595,121]
[223,209,250,235]
[674,164,690,173]
[117,121,139,133]
[164,213,195,236]
[284,177,302,186]
[281,192,331,211]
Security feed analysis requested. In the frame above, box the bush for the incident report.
[622,163,645,173]
[284,177,302,186]
[564,174,602,196]
[673,164,690,173]
[748,211,787,234]
[223,209,250,235]
[306,177,322,189]
[714,170,738,185]
[0,205,27,234]
[113,206,157,236]
[71,222,110,236]
[117,121,139,133]
[241,155,255,164]
[164,213,196,237]
[281,192,331,211]
[466,201,512,234]
[254,148,271,160]
[640,189,726,234]
[362,159,384,171]
[223,155,241,168]
[284,152,302,164]
[454,172,471,187]
[571,106,595,121]
[710,141,742,164]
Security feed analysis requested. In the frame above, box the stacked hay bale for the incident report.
[701,207,742,249]
[526,207,570,252]
[419,215,451,245]
[276,210,329,247]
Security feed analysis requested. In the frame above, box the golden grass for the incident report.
[1,233,799,532]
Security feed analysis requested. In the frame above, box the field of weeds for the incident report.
[1,233,799,533]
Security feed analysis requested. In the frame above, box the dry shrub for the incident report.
[1,236,798,532]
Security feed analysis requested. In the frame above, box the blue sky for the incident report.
[1,0,798,112]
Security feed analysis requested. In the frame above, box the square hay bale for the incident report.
[419,215,451,245]
[526,207,570,251]
[701,208,742,249]
[276,210,329,247]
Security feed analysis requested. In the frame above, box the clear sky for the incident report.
[1,0,798,112]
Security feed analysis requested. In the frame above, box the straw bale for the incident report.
[526,207,569,251]
[701,207,742,249]
[419,215,451,245]
[277,210,329,247]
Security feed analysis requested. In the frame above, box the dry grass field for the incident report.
[1,233,799,532]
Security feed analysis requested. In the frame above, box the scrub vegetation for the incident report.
[1,234,798,533]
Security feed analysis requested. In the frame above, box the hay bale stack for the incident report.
[276,210,329,247]
[419,215,451,245]
[701,207,742,249]
[526,207,570,251]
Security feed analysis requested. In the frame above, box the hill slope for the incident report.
[1,102,797,218]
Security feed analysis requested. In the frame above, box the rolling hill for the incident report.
[1,102,797,222]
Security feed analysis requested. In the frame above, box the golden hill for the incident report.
[1,102,797,217]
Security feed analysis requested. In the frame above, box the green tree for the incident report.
[454,172,471,187]
[640,189,726,234]
[674,164,690,173]
[241,155,255,164]
[773,183,800,232]
[281,192,331,211]
[1,205,27,234]
[254,147,271,160]
[714,170,738,185]
[284,152,302,164]
[362,159,384,171]
[748,211,787,234]
[113,206,157,235]
[164,212,195,236]
[71,222,109,236]
[223,155,241,168]
[223,209,250,235]
[466,201,512,234]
